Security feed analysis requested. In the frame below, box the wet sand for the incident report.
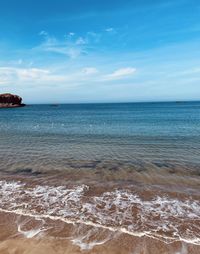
[0,211,199,254]
[0,170,199,254]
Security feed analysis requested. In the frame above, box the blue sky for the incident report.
[0,0,200,103]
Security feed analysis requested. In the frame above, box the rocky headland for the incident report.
[0,93,25,108]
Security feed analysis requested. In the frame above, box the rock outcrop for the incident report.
[0,93,25,108]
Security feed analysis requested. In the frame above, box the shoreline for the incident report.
[0,174,199,253]
[0,209,199,254]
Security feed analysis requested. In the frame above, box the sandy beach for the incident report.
[0,210,199,254]
[0,170,199,254]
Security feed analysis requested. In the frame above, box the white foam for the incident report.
[0,180,200,246]
[18,225,44,238]
[17,217,46,238]
[71,237,110,250]
[71,226,113,250]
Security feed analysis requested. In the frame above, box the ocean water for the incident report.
[0,102,200,253]
[0,102,200,171]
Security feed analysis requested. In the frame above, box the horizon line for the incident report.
[25,100,200,105]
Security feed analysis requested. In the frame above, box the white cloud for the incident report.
[39,30,48,36]
[0,65,99,87]
[76,37,88,45]
[17,68,49,80]
[0,65,137,87]
[42,44,83,59]
[69,32,75,37]
[35,29,119,59]
[105,28,115,32]
[0,67,50,82]
[36,32,86,59]
[104,67,136,80]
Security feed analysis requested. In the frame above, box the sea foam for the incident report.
[0,180,199,245]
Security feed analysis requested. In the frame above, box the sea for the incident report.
[0,102,200,254]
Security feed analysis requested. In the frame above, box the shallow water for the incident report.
[0,102,200,253]
[0,102,200,171]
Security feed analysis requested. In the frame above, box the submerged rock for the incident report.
[0,93,25,108]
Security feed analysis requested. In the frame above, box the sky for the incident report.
[0,0,200,103]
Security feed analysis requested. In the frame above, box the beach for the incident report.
[0,102,200,253]
[1,0,200,251]
[0,170,199,254]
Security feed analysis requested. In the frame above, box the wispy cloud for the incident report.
[75,37,88,45]
[0,65,96,85]
[0,67,50,83]
[105,28,114,32]
[0,64,137,89]
[36,31,87,59]
[105,27,117,34]
[35,28,118,59]
[39,30,48,36]
[104,67,136,80]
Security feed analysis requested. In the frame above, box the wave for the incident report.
[0,180,199,246]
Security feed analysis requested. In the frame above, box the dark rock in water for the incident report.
[0,93,25,108]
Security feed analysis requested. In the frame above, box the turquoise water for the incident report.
[0,102,200,174]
